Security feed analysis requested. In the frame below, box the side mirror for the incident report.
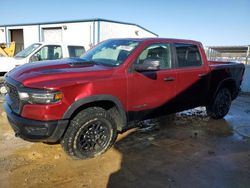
[29,54,40,63]
[134,59,160,72]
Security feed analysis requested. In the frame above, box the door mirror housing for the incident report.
[134,59,160,72]
[29,54,41,63]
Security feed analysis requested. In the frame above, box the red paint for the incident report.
[7,38,244,121]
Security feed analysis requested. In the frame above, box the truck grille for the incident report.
[6,82,20,112]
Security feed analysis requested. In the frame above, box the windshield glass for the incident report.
[15,43,42,58]
[81,39,140,67]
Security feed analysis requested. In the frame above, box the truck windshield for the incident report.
[15,43,42,58]
[81,39,140,67]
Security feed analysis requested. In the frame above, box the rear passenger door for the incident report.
[173,43,209,108]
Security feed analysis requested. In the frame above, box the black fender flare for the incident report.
[212,78,237,102]
[63,94,127,128]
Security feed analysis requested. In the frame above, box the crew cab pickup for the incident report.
[3,38,245,159]
[0,42,85,95]
[0,42,85,75]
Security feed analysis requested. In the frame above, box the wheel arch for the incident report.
[63,95,127,132]
[212,78,237,102]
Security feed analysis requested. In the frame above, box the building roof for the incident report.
[207,45,249,53]
[0,18,158,36]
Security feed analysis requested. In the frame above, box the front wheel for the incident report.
[61,107,117,159]
[206,88,232,119]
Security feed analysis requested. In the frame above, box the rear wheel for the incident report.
[61,107,117,159]
[207,88,231,119]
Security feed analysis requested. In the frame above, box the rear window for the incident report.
[68,46,85,57]
[174,43,202,67]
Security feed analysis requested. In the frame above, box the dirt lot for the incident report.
[0,95,250,188]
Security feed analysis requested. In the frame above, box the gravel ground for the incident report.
[0,95,250,188]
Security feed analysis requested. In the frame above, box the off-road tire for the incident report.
[206,88,232,119]
[61,107,117,159]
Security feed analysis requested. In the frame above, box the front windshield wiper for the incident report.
[70,58,116,67]
[82,59,114,67]
[94,61,116,67]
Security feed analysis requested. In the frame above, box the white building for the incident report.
[0,18,157,53]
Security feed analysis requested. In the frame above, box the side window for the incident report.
[174,43,202,68]
[68,46,86,57]
[31,45,62,62]
[135,44,172,69]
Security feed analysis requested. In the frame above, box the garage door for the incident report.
[42,27,62,42]
[10,29,24,53]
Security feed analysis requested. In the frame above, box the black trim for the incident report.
[4,102,69,142]
[63,94,127,129]
[211,78,237,102]
[4,75,23,114]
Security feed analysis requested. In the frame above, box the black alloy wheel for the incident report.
[61,107,117,159]
[77,119,111,156]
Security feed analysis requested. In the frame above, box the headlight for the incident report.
[18,90,63,104]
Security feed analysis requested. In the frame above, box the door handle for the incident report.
[198,73,206,78]
[163,77,175,81]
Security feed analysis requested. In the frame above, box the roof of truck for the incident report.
[106,38,202,45]
[33,42,85,47]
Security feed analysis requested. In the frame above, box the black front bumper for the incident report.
[4,102,69,142]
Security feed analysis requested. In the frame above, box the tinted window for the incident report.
[68,46,85,57]
[174,43,202,67]
[135,44,172,69]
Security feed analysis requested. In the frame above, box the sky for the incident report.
[1,0,250,46]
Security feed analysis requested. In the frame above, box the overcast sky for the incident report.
[1,0,250,46]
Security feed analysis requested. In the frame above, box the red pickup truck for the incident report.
[4,38,245,159]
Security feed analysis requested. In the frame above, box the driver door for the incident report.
[127,43,177,121]
[29,45,63,62]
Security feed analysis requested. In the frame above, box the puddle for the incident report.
[1,95,250,187]
[234,126,250,139]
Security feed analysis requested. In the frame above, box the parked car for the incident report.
[3,38,245,159]
[0,42,85,94]
[0,42,85,75]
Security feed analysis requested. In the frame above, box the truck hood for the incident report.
[7,58,114,89]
